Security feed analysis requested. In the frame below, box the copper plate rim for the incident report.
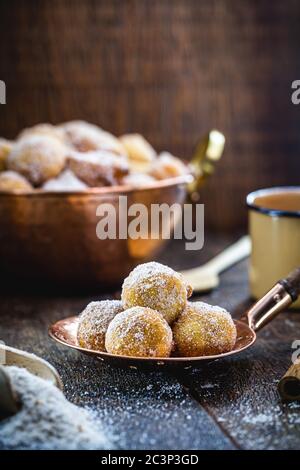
[0,174,193,198]
[48,316,257,364]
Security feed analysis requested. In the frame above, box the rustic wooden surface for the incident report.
[0,234,299,450]
[0,0,299,230]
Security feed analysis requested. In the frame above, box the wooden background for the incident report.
[0,0,299,230]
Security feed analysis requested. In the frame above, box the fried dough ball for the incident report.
[150,152,189,180]
[119,134,156,172]
[7,135,67,186]
[121,262,192,324]
[0,170,33,192]
[105,306,173,358]
[77,300,124,352]
[67,150,129,186]
[42,169,88,191]
[61,120,125,155]
[0,138,13,171]
[173,302,237,357]
[18,123,65,143]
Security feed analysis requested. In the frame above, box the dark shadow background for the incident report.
[0,0,299,230]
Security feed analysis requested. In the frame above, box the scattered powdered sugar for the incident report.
[42,169,88,191]
[82,375,205,450]
[199,382,220,389]
[219,400,300,449]
[242,412,275,425]
[0,366,112,450]
[284,319,295,329]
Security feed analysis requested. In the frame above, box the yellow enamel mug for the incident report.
[247,187,300,309]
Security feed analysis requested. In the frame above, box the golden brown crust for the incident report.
[0,171,33,192]
[61,121,125,155]
[18,124,65,143]
[105,306,173,358]
[0,138,13,171]
[119,134,156,173]
[67,150,129,186]
[7,135,67,186]
[121,262,191,324]
[77,300,124,352]
[173,301,237,357]
[149,152,188,180]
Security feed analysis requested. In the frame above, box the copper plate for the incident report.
[49,273,300,370]
[49,316,256,369]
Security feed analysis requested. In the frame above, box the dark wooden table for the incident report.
[0,234,299,450]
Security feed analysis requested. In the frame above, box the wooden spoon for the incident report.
[0,343,62,420]
[181,235,251,292]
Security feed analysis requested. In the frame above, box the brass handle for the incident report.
[245,267,300,332]
[188,129,225,198]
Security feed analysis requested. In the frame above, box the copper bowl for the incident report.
[0,176,192,289]
[0,131,224,290]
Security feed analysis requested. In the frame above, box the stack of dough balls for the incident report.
[0,121,189,193]
[77,261,237,358]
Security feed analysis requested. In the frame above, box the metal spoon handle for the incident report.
[246,267,300,332]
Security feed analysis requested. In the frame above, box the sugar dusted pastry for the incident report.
[18,123,65,143]
[105,306,173,358]
[67,150,129,187]
[7,135,66,186]
[42,169,87,191]
[0,138,13,171]
[121,262,192,324]
[173,301,237,357]
[150,152,188,180]
[61,120,125,155]
[0,170,33,192]
[77,300,124,352]
[121,172,156,188]
[1,121,191,192]
[119,134,156,172]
